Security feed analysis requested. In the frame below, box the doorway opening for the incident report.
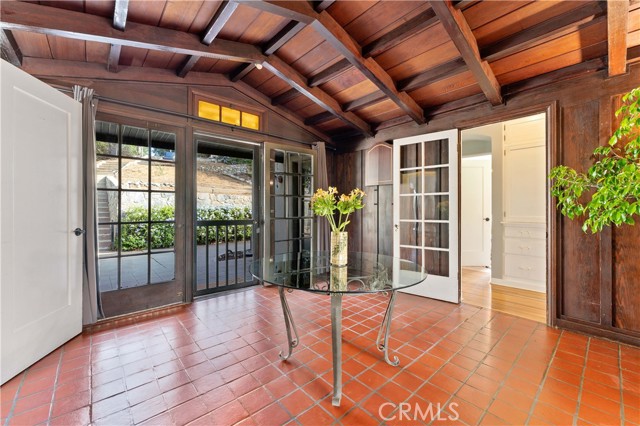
[193,139,259,297]
[460,114,547,323]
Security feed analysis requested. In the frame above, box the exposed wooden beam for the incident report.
[107,0,129,72]
[271,88,299,105]
[481,2,607,62]
[229,63,256,82]
[607,0,629,76]
[504,57,606,96]
[308,58,351,87]
[374,116,413,132]
[304,111,334,126]
[263,55,373,136]
[453,0,481,11]
[242,1,425,124]
[342,92,386,112]
[178,0,240,77]
[362,9,438,58]
[425,93,487,118]
[430,0,502,105]
[263,21,306,55]
[397,58,467,92]
[107,44,122,73]
[0,1,264,64]
[0,30,22,67]
[314,1,335,12]
[112,0,129,30]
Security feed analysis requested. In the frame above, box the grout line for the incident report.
[572,336,591,425]
[619,344,625,424]
[2,371,27,426]
[524,325,563,424]
[45,349,65,425]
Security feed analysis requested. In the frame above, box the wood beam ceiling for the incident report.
[0,30,22,67]
[107,0,129,72]
[430,0,503,106]
[362,9,438,58]
[607,0,629,76]
[0,1,264,64]
[178,0,239,77]
[263,55,373,136]
[481,2,607,62]
[308,58,351,87]
[240,0,426,125]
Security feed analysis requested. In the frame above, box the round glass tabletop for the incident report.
[250,251,427,294]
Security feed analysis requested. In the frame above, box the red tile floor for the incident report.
[1,286,639,425]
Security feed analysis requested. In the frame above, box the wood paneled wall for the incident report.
[332,63,640,345]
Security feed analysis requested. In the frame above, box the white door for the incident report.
[1,60,82,384]
[393,130,459,303]
[461,156,491,267]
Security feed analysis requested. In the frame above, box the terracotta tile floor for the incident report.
[1,286,639,425]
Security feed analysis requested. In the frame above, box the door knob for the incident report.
[73,228,85,236]
[483,218,490,222]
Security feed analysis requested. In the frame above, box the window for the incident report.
[197,100,261,130]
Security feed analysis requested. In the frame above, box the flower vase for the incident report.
[330,231,348,266]
[330,265,348,291]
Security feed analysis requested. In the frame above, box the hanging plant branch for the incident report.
[550,86,640,233]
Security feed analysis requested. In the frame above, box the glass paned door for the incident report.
[193,139,259,296]
[263,144,315,259]
[393,130,459,302]
[95,119,184,317]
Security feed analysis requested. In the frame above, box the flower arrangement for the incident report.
[310,187,366,232]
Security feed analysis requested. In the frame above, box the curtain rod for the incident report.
[55,85,336,150]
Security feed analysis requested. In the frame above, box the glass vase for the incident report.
[330,231,348,266]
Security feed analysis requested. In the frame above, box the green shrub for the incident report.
[117,205,252,251]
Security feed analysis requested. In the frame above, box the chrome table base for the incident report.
[277,289,400,406]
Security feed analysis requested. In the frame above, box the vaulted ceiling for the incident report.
[1,0,639,143]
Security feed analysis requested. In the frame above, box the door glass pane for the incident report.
[424,195,449,220]
[151,253,174,284]
[400,170,422,194]
[424,249,449,277]
[424,167,449,193]
[98,224,117,255]
[424,224,449,249]
[122,125,149,159]
[121,159,149,189]
[97,157,119,188]
[151,130,176,162]
[120,192,148,221]
[151,193,175,220]
[424,139,448,166]
[98,258,118,292]
[400,143,421,168]
[150,223,175,251]
[96,121,119,155]
[400,247,422,266]
[151,161,176,187]
[120,223,149,252]
[400,222,421,247]
[399,195,421,221]
[121,255,149,288]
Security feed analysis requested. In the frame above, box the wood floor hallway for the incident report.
[461,267,547,324]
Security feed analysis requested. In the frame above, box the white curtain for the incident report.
[73,86,103,324]
[315,142,330,253]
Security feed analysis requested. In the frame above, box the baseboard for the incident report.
[490,277,545,293]
[83,302,189,334]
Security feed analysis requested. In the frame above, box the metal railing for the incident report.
[194,219,254,296]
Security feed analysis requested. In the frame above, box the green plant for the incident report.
[550,86,640,233]
[310,186,366,232]
[118,205,252,251]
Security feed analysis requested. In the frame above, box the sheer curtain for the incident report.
[73,86,103,324]
[315,142,330,253]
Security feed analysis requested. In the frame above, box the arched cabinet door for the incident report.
[365,143,392,187]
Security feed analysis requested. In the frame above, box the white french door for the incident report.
[1,60,83,384]
[393,130,460,303]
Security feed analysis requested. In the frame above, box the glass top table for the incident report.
[251,251,427,406]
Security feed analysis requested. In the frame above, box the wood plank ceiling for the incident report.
[1,0,639,144]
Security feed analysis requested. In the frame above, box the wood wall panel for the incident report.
[562,102,603,323]
[613,225,640,332]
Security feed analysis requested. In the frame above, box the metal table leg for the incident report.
[376,291,400,366]
[331,292,343,406]
[278,286,299,360]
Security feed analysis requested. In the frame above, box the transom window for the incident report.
[197,100,261,130]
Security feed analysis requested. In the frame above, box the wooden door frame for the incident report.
[457,101,558,326]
